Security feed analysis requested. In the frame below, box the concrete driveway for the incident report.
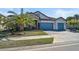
[45,31,79,43]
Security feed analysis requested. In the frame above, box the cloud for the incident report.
[0,8,15,16]
[53,9,79,18]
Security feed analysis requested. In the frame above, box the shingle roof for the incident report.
[56,17,65,20]
[49,17,56,21]
[34,11,51,19]
[27,11,66,21]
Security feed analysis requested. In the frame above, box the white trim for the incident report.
[39,20,54,23]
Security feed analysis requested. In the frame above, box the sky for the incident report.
[1,8,79,19]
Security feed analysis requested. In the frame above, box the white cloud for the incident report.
[53,9,79,18]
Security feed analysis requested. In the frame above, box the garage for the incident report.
[58,23,64,31]
[39,23,53,30]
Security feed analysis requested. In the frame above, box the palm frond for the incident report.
[8,11,18,16]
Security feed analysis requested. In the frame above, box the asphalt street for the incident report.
[28,41,79,51]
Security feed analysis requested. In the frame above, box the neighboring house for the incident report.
[28,11,66,31]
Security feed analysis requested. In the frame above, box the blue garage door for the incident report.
[39,23,53,30]
[58,23,64,31]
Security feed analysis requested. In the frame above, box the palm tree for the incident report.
[8,8,37,32]
[8,8,26,31]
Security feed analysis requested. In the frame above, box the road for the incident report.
[27,41,79,51]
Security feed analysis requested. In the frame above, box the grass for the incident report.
[0,37,53,49]
[24,30,47,36]
[0,30,48,38]
[10,30,48,37]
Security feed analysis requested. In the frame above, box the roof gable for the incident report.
[56,17,65,21]
[34,11,50,20]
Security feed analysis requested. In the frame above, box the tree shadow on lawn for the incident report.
[0,31,10,41]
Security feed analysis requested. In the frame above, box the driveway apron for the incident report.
[44,31,79,43]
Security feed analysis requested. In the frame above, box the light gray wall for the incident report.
[55,18,66,30]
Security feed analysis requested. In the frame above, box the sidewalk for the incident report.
[8,35,53,40]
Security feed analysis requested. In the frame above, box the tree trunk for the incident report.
[19,24,24,31]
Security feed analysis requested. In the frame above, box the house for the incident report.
[28,11,66,31]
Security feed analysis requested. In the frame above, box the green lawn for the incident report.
[24,30,47,36]
[0,30,48,38]
[0,37,53,49]
[10,30,48,37]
